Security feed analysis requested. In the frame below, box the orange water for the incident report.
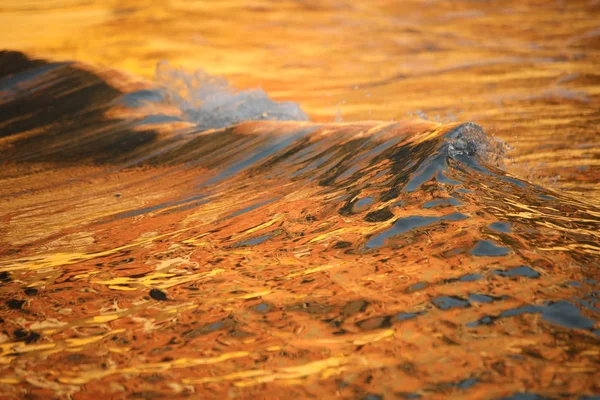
[0,2,599,399]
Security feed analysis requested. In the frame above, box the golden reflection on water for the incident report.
[0,115,599,398]
[0,1,600,399]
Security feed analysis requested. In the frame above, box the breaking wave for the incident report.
[0,51,599,400]
[155,61,308,130]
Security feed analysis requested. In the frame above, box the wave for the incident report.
[0,51,599,399]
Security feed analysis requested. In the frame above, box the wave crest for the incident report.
[445,122,510,167]
[155,61,308,131]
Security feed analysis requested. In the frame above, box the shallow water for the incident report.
[0,1,599,399]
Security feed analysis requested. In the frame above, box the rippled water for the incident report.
[0,1,599,399]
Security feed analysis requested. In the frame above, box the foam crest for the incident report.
[445,122,510,167]
[155,62,308,131]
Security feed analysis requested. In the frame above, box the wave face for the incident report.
[0,52,599,399]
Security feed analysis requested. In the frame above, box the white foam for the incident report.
[155,62,308,131]
[446,122,511,167]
